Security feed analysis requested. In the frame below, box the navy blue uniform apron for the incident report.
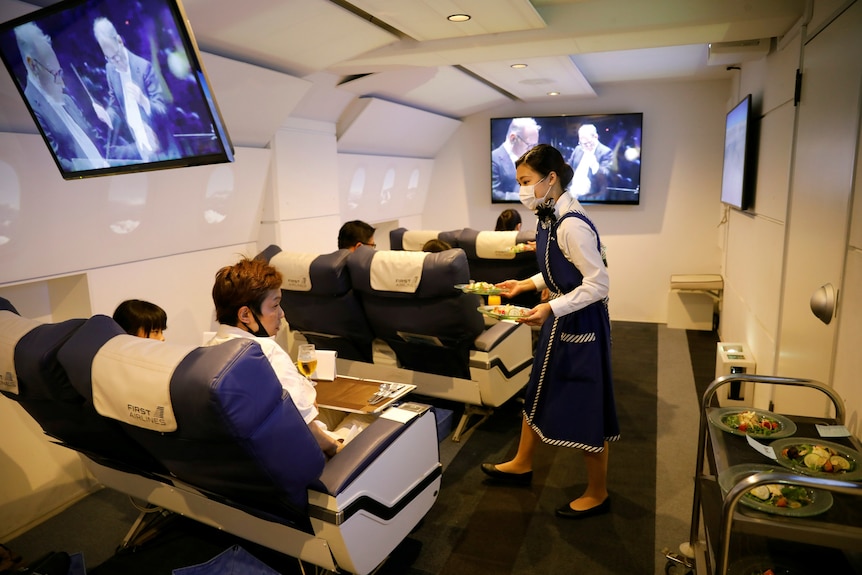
[523,210,620,452]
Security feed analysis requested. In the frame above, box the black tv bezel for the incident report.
[0,0,234,180]
[490,112,643,206]
[719,94,755,211]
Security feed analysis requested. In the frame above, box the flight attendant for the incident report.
[481,144,620,519]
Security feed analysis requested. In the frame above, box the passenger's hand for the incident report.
[525,241,536,252]
[519,303,552,327]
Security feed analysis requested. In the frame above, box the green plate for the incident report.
[477,305,531,321]
[771,437,862,481]
[707,406,797,439]
[455,283,504,295]
[718,463,833,517]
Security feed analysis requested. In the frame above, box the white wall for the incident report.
[0,130,271,539]
[425,79,730,323]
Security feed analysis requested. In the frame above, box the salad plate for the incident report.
[717,463,833,517]
[770,437,862,481]
[707,406,796,439]
[455,282,504,295]
[477,304,531,321]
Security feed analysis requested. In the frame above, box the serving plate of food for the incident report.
[455,282,505,295]
[707,407,797,439]
[717,463,833,517]
[508,243,533,253]
[770,437,862,480]
[477,304,531,321]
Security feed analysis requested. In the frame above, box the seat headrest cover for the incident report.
[475,230,519,259]
[0,310,41,395]
[91,335,195,431]
[402,230,441,251]
[369,250,429,293]
[270,251,319,292]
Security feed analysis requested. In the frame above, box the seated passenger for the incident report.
[496,208,535,252]
[495,208,522,232]
[112,299,167,340]
[422,238,452,253]
[338,220,376,251]
[206,257,355,457]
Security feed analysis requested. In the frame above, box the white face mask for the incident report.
[519,175,550,210]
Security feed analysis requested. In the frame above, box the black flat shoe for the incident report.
[555,497,611,519]
[480,463,533,485]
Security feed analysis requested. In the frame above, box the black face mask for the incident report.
[245,307,270,337]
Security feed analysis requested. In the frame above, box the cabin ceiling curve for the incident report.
[0,0,806,147]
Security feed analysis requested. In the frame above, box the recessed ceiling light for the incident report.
[447,14,471,22]
[510,63,528,69]
[547,91,561,96]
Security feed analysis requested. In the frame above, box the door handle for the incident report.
[810,283,837,325]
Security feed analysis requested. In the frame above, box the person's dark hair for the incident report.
[113,299,167,338]
[515,143,574,191]
[422,238,451,253]
[337,220,376,249]
[212,258,282,326]
[495,209,522,231]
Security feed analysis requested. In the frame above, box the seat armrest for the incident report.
[473,321,519,352]
[317,405,430,495]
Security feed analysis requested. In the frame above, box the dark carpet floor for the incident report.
[392,321,659,575]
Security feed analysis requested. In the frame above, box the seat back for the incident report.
[347,246,484,379]
[265,247,375,362]
[57,314,325,524]
[457,228,541,308]
[389,228,461,251]
[0,298,164,474]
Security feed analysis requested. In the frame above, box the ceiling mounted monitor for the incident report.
[0,0,233,180]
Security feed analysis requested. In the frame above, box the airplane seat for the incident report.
[0,298,164,475]
[457,228,541,308]
[55,312,442,574]
[347,245,484,379]
[389,227,461,251]
[263,246,375,363]
[57,313,325,526]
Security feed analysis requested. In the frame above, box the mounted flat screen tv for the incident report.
[0,0,233,180]
[720,94,755,210]
[491,113,642,205]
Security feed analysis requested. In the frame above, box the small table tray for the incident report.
[314,376,416,414]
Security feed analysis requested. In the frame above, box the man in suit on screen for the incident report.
[93,17,171,162]
[14,22,109,171]
[568,124,614,200]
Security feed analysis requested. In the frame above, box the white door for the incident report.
[774,2,862,416]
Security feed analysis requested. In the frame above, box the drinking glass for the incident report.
[296,344,318,378]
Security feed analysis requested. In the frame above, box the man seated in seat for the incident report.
[338,220,376,251]
[205,257,350,457]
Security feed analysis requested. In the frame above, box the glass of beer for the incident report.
[296,344,318,378]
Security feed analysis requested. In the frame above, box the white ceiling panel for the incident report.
[201,53,313,148]
[181,0,398,76]
[337,97,461,158]
[338,66,508,118]
[571,45,726,85]
[464,55,595,100]
[346,0,546,41]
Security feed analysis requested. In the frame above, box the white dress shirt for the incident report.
[531,193,609,318]
[205,324,319,424]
